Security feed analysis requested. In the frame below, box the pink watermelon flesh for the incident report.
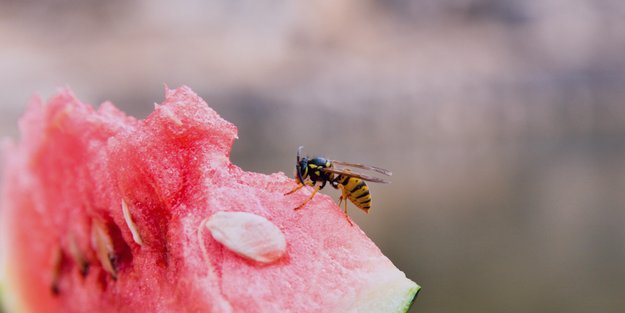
[0,86,419,313]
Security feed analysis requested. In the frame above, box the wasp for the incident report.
[284,146,391,224]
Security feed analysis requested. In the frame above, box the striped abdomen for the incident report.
[336,174,372,212]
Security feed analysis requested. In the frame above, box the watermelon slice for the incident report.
[0,86,419,312]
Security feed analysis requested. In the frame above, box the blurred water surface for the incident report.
[2,1,625,312]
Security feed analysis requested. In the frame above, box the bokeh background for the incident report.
[2,1,625,312]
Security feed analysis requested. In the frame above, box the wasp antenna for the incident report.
[297,146,304,162]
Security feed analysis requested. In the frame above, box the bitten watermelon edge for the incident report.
[0,86,419,313]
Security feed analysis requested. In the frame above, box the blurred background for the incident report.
[2,0,625,312]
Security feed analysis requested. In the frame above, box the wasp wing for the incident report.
[322,168,391,184]
[330,160,392,176]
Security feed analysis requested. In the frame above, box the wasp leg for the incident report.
[338,187,353,226]
[284,183,304,195]
[294,185,321,210]
[343,196,353,226]
[285,180,314,195]
[337,184,346,207]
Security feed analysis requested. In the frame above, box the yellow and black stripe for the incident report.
[337,175,372,212]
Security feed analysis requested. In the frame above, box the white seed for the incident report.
[68,235,89,276]
[122,199,143,246]
[91,219,117,279]
[204,211,286,264]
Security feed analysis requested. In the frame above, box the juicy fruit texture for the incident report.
[0,86,419,313]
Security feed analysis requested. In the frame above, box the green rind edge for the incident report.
[398,283,421,313]
[0,284,6,313]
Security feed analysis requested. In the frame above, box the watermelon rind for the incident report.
[0,284,3,313]
[401,283,420,313]
[350,277,420,313]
